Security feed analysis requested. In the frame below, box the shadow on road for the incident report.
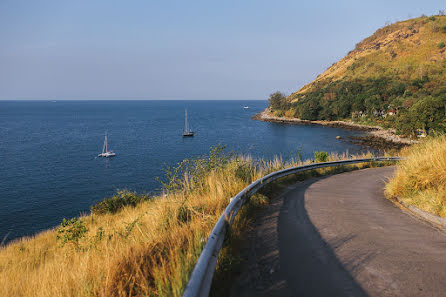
[234,176,370,297]
[277,177,370,297]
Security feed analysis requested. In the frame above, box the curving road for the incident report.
[233,167,446,297]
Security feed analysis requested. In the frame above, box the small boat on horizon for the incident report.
[98,132,116,158]
[243,106,249,109]
[183,109,194,137]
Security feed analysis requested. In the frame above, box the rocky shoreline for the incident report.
[252,110,417,150]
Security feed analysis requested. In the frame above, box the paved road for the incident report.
[234,167,446,297]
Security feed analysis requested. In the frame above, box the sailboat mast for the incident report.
[105,132,108,152]
[102,133,106,153]
[184,109,188,132]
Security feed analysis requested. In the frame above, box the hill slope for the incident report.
[271,15,446,136]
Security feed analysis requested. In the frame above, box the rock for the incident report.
[336,136,342,139]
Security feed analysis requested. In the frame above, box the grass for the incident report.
[386,135,446,217]
[0,147,394,297]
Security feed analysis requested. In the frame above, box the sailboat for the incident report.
[98,132,116,158]
[183,109,194,137]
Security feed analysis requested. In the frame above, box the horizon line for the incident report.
[0,98,267,101]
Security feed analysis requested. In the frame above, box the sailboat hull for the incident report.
[98,152,116,158]
[183,132,194,137]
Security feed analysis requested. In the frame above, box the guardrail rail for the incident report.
[182,157,403,297]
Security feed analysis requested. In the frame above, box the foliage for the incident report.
[438,41,445,48]
[268,91,289,112]
[157,144,231,194]
[314,151,329,162]
[91,190,149,215]
[57,218,88,248]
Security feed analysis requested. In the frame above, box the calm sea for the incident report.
[0,100,369,243]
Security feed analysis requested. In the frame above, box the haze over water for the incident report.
[0,100,370,242]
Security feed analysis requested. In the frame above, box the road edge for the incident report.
[389,196,446,229]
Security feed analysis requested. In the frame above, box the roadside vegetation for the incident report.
[269,14,446,137]
[0,146,394,297]
[386,135,446,217]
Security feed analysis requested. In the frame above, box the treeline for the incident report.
[269,77,446,136]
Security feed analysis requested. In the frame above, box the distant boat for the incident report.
[243,106,249,109]
[183,109,194,137]
[98,132,116,157]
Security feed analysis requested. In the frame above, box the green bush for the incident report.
[157,145,231,194]
[314,151,329,163]
[438,41,445,49]
[57,218,88,248]
[235,161,254,183]
[91,190,148,215]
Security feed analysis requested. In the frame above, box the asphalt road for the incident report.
[233,167,446,297]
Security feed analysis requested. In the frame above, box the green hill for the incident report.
[270,15,446,136]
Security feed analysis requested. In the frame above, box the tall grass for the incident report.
[0,147,383,297]
[386,135,446,217]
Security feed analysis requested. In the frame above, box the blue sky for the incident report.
[0,0,444,100]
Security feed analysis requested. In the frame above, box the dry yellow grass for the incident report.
[0,150,385,297]
[295,15,446,96]
[386,135,446,217]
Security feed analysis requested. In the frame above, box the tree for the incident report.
[268,91,287,111]
[410,96,446,134]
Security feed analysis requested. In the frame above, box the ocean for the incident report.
[0,100,370,243]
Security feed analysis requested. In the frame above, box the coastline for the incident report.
[252,109,417,148]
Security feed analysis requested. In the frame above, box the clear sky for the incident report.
[0,0,444,100]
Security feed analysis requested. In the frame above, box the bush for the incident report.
[235,161,254,183]
[314,151,329,163]
[442,25,446,33]
[157,144,231,194]
[91,190,148,215]
[57,218,88,248]
[438,41,445,49]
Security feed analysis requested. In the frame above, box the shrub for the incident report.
[57,218,88,248]
[91,190,148,215]
[314,151,329,163]
[157,144,231,194]
[442,25,446,33]
[235,161,254,183]
[438,41,445,49]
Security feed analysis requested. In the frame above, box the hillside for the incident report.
[270,15,446,136]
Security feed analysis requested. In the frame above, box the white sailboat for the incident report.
[183,109,194,137]
[98,132,116,158]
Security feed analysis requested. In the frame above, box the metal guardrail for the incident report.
[182,157,403,297]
